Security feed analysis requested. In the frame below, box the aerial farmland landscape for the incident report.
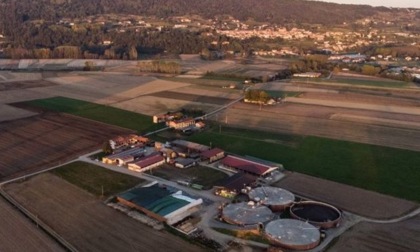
[0,0,420,251]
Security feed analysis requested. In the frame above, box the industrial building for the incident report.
[222,202,274,226]
[248,187,295,211]
[290,201,341,229]
[117,182,203,225]
[264,219,320,250]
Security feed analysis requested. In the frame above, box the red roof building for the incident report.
[201,148,225,163]
[128,153,165,172]
[167,118,195,129]
[219,155,278,176]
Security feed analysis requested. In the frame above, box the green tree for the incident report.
[102,141,113,154]
[361,65,380,76]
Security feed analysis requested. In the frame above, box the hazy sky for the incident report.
[313,0,420,8]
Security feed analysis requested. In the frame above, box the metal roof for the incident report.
[131,153,164,168]
[221,155,277,176]
[201,148,224,158]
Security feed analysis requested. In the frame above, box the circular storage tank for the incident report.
[264,219,320,250]
[222,202,274,226]
[248,187,295,211]
[290,201,341,229]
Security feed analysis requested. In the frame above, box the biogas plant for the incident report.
[219,186,342,250]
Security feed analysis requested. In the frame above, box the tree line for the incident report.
[0,0,393,35]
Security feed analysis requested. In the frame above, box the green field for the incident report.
[51,161,144,197]
[188,127,420,202]
[23,96,162,133]
[265,90,302,98]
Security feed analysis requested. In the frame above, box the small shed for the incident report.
[174,158,196,169]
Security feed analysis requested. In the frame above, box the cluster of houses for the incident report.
[292,72,322,78]
[153,111,205,133]
[328,53,367,63]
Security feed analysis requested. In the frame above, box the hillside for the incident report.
[0,0,399,31]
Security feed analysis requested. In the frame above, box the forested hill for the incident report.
[0,0,398,29]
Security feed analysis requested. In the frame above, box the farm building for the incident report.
[292,72,321,78]
[201,148,225,163]
[167,118,195,129]
[109,134,149,149]
[115,155,136,166]
[174,158,197,169]
[102,147,145,165]
[219,155,279,177]
[159,147,178,160]
[171,140,210,153]
[153,112,183,123]
[127,153,165,172]
[214,172,257,198]
[171,146,189,158]
[117,182,203,225]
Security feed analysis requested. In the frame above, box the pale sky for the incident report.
[312,0,420,8]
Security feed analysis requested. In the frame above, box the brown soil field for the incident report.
[217,102,420,152]
[284,97,420,116]
[328,215,420,252]
[0,113,133,181]
[114,95,218,116]
[0,197,64,252]
[0,80,56,91]
[274,173,418,219]
[302,91,420,107]
[151,91,234,105]
[0,104,38,122]
[4,173,205,252]
[0,88,53,104]
[174,85,241,99]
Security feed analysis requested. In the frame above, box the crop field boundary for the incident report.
[0,188,78,252]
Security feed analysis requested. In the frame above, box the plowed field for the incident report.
[0,198,64,252]
[328,216,420,252]
[4,173,204,252]
[0,113,133,181]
